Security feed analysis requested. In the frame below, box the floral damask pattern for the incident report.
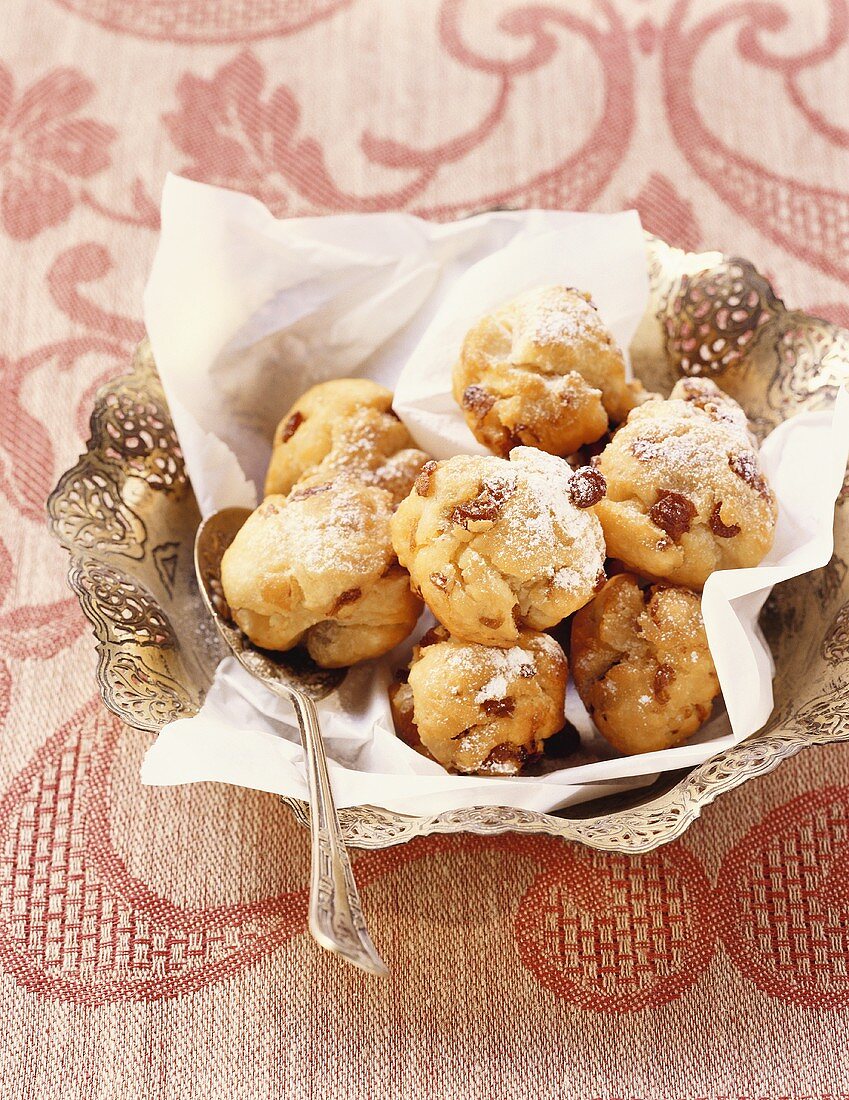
[164,51,317,214]
[0,1,848,1090]
[0,65,115,239]
[163,1,636,219]
[662,0,849,282]
[50,0,355,44]
[2,699,848,1013]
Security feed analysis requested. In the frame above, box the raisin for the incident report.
[653,663,676,703]
[450,477,515,527]
[481,697,515,717]
[331,587,361,613]
[414,460,438,497]
[593,569,607,593]
[709,502,741,538]
[575,435,609,467]
[501,428,524,456]
[482,743,527,771]
[281,410,303,442]
[462,385,496,418]
[479,614,503,629]
[418,627,445,649]
[649,491,696,541]
[569,466,606,508]
[728,452,769,498]
[289,482,331,502]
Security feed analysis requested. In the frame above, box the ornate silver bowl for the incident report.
[47,235,849,852]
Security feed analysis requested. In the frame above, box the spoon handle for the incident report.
[289,690,389,977]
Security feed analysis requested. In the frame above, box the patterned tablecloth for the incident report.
[2,1,849,1096]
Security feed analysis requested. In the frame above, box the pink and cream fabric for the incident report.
[0,1,847,1094]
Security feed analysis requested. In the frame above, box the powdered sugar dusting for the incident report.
[474,646,537,703]
[292,481,390,577]
[552,566,584,593]
[514,286,597,349]
[625,394,760,497]
[506,448,604,558]
[475,673,509,704]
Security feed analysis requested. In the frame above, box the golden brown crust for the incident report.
[570,573,720,754]
[265,378,428,502]
[294,405,429,505]
[387,678,422,751]
[220,482,421,667]
[594,378,777,589]
[391,625,568,775]
[390,447,607,646]
[452,286,645,457]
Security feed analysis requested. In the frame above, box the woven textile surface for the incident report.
[1,0,849,1096]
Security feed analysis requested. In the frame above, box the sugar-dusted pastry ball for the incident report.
[297,405,429,506]
[594,378,777,589]
[571,573,720,755]
[221,480,421,668]
[391,447,607,646]
[390,625,568,775]
[265,378,427,502]
[452,285,647,457]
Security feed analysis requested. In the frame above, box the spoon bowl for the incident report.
[193,506,345,699]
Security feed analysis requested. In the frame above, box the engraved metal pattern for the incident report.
[50,459,148,559]
[103,652,195,733]
[823,601,849,666]
[71,558,176,647]
[47,236,849,852]
[48,341,222,732]
[663,257,780,377]
[92,387,185,491]
[767,316,849,414]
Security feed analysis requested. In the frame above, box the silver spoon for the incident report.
[194,506,389,977]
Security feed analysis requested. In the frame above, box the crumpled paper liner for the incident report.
[140,175,849,815]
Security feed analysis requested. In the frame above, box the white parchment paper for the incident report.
[140,174,849,815]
